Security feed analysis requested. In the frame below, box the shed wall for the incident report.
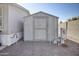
[24,16,33,41]
[24,13,58,42]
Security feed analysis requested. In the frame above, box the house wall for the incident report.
[8,4,30,34]
[1,3,30,46]
[0,4,9,45]
[0,3,8,34]
[59,20,79,44]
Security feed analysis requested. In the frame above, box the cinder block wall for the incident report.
[59,20,79,43]
[67,20,79,43]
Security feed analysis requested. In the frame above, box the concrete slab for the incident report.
[0,40,79,56]
[0,46,7,51]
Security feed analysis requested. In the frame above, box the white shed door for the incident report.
[35,30,46,40]
[34,17,47,41]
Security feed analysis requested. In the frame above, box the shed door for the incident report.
[34,17,48,41]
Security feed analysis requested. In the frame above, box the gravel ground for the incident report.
[0,39,79,56]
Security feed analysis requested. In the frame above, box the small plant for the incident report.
[72,17,77,21]
[60,21,63,23]
[61,44,68,47]
[68,19,71,21]
[67,16,79,22]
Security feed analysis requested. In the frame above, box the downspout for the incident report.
[66,22,68,40]
[0,31,2,46]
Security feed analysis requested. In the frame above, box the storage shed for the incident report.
[24,11,58,43]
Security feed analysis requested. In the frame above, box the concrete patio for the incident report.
[0,39,79,56]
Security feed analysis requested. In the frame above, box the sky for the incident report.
[18,3,79,22]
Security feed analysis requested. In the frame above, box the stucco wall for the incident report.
[59,20,79,43]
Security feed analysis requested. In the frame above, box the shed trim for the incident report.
[24,11,59,19]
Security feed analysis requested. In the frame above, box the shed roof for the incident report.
[24,11,59,19]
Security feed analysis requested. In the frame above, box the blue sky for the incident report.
[18,3,79,22]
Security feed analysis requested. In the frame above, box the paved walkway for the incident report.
[0,40,79,56]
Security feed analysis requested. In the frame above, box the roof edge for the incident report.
[9,3,30,14]
[24,11,59,19]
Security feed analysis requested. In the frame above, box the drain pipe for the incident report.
[0,31,2,46]
[66,22,68,40]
